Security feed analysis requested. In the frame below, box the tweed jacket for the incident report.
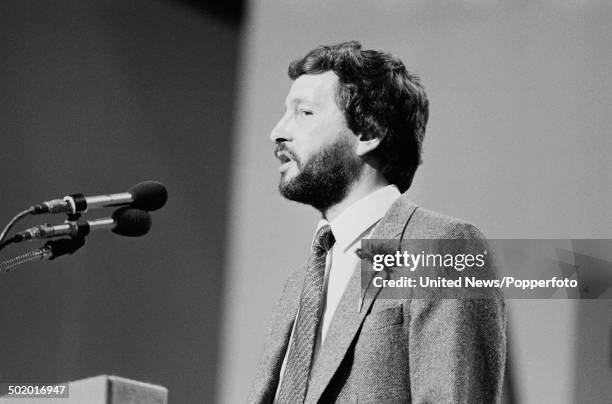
[248,193,507,403]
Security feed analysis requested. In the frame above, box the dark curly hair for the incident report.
[288,41,429,192]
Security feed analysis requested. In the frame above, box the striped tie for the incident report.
[276,225,335,403]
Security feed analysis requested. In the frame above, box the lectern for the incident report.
[0,375,167,404]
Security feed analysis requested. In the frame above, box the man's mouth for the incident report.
[275,150,297,173]
[279,157,295,173]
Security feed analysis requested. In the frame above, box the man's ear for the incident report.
[355,134,381,157]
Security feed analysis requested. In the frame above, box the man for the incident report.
[249,41,506,403]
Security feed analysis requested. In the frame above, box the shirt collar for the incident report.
[315,185,401,252]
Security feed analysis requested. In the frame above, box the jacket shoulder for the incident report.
[407,206,487,239]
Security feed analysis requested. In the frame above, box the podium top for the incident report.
[0,374,168,404]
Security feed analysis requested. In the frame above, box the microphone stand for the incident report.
[0,213,86,273]
[0,236,86,273]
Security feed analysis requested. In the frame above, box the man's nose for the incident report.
[270,115,291,143]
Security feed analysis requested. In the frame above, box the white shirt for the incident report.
[275,185,401,399]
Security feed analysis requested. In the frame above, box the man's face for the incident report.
[270,71,362,212]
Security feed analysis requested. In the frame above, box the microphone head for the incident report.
[111,207,152,237]
[128,180,168,211]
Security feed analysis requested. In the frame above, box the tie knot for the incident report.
[313,224,335,254]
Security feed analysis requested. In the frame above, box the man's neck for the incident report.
[322,170,390,222]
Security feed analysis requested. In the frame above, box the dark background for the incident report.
[0,1,243,402]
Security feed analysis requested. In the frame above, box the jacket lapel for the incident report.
[305,195,418,403]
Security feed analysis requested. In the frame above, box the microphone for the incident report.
[14,207,152,242]
[31,181,168,215]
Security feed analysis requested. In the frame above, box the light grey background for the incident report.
[220,1,612,403]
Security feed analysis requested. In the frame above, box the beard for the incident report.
[278,137,362,213]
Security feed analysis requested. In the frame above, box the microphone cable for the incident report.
[0,208,34,248]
